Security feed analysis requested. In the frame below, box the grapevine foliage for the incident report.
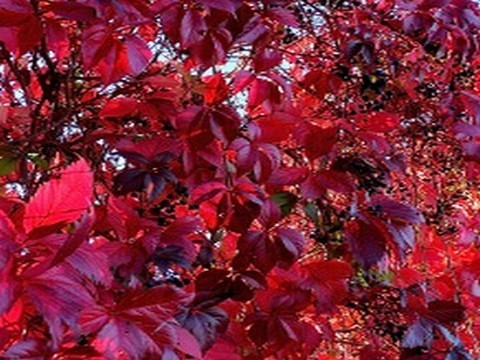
[1,0,480,359]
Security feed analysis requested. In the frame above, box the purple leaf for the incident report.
[176,306,228,351]
[371,195,424,224]
[275,227,305,268]
[402,319,434,349]
[345,216,389,269]
[181,9,207,48]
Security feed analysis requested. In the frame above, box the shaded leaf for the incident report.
[81,286,188,359]
[177,306,228,351]
[371,195,424,224]
[275,227,305,268]
[427,300,465,325]
[181,9,207,48]
[345,216,390,269]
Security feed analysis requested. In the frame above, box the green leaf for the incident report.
[212,229,226,243]
[271,191,297,217]
[29,154,49,170]
[304,202,319,225]
[0,157,17,175]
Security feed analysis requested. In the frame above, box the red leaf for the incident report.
[175,326,203,359]
[248,78,271,109]
[204,74,229,105]
[94,318,166,359]
[268,167,308,186]
[95,40,129,83]
[418,0,450,10]
[254,49,283,73]
[237,17,268,45]
[117,136,181,163]
[205,340,242,360]
[81,286,188,359]
[231,270,267,301]
[25,266,94,346]
[0,0,37,37]
[358,112,400,132]
[100,97,139,118]
[258,198,282,229]
[303,69,339,99]
[231,138,257,174]
[0,264,18,315]
[234,231,277,273]
[124,34,152,76]
[246,309,319,350]
[23,159,93,234]
[304,260,353,312]
[16,15,42,54]
[315,170,355,193]
[305,260,353,283]
[301,125,338,161]
[49,211,94,269]
[197,0,239,13]
[108,0,152,24]
[45,18,69,61]
[0,9,32,26]
[66,242,112,285]
[0,209,17,269]
[394,268,425,288]
[46,2,98,22]
[116,285,186,315]
[82,25,113,69]
[209,106,242,143]
[460,91,480,124]
[256,106,300,143]
[191,181,227,204]
[266,8,299,27]
[233,70,255,93]
[159,216,202,259]
[82,26,151,84]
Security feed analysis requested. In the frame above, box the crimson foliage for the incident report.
[1,0,480,359]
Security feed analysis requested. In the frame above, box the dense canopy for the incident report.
[1,0,480,359]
